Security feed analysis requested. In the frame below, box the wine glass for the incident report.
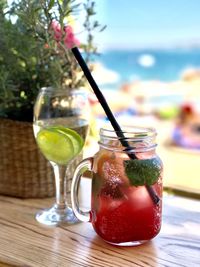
[33,86,89,226]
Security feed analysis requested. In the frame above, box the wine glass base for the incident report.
[35,205,80,226]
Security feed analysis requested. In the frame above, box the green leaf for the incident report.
[99,25,107,32]
[124,158,161,186]
[48,0,55,11]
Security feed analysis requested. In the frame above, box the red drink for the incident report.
[71,126,163,246]
[91,153,162,245]
[93,194,161,244]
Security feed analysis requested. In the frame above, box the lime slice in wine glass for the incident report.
[37,128,75,165]
[48,126,84,156]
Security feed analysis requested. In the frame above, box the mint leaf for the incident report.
[124,158,161,186]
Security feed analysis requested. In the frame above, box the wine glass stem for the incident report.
[52,163,67,210]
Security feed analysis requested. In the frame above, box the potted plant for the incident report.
[0,0,104,197]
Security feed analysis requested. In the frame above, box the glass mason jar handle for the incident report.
[71,157,93,223]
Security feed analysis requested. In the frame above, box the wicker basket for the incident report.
[0,118,83,198]
[0,118,55,198]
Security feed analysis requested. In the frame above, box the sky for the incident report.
[95,0,200,50]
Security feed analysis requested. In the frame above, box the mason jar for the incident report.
[71,126,163,246]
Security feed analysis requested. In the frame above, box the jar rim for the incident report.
[100,125,157,139]
[99,125,157,152]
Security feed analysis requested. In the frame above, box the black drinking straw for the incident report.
[72,47,160,205]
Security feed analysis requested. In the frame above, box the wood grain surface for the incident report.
[0,192,199,267]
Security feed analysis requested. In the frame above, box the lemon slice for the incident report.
[48,126,84,157]
[37,129,75,165]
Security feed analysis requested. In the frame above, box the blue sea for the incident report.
[95,48,200,89]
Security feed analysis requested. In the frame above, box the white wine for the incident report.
[33,117,89,165]
[33,117,89,142]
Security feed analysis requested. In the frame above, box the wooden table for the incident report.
[0,190,199,267]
